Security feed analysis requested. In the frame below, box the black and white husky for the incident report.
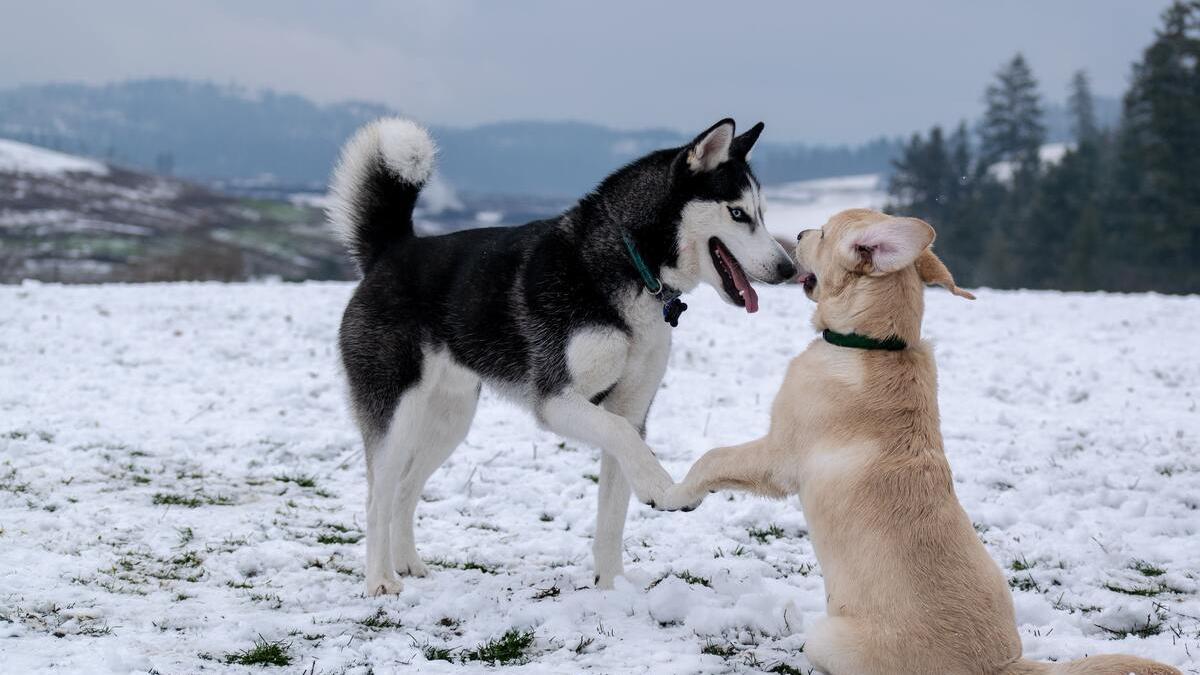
[330,117,796,595]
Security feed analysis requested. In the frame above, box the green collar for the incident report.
[822,329,907,351]
[620,231,687,327]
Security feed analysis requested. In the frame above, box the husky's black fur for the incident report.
[338,119,768,445]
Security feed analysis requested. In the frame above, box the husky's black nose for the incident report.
[776,260,797,280]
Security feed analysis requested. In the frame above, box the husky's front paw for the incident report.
[630,465,674,510]
[655,483,706,512]
[366,576,404,596]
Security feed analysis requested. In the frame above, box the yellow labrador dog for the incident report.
[660,209,1179,675]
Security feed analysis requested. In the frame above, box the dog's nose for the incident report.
[776,260,797,280]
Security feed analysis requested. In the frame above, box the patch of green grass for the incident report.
[303,556,357,576]
[316,532,362,545]
[573,636,594,654]
[532,585,560,600]
[358,608,401,630]
[2,603,112,638]
[461,629,535,665]
[1103,581,1171,597]
[1131,560,1166,577]
[421,643,454,662]
[248,593,283,609]
[274,474,316,488]
[582,473,599,484]
[223,636,292,666]
[701,641,737,657]
[1009,574,1039,592]
[539,512,554,522]
[0,468,30,494]
[748,524,786,544]
[714,545,747,558]
[769,663,805,675]
[152,492,233,508]
[1010,556,1034,571]
[649,570,711,589]
[428,558,499,574]
[1095,614,1164,639]
[171,551,203,568]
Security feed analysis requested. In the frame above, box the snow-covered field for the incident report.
[1,281,1197,674]
[764,174,886,240]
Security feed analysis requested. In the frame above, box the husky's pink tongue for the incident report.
[717,246,759,313]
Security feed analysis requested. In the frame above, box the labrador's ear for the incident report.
[730,122,764,161]
[686,118,735,172]
[917,249,975,299]
[838,217,935,274]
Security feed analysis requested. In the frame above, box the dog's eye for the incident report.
[727,206,751,223]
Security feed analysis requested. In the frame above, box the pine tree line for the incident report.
[886,1,1200,293]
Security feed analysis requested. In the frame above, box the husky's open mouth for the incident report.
[708,237,758,313]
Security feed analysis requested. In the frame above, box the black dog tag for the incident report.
[662,298,687,327]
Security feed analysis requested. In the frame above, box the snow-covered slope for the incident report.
[764,173,887,239]
[0,138,109,176]
[0,283,1195,673]
[988,142,1073,183]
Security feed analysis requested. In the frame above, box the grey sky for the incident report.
[0,1,1173,143]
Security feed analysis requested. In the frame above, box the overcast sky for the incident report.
[0,1,1175,143]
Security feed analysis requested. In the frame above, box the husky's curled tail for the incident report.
[329,118,435,274]
[1000,654,1180,675]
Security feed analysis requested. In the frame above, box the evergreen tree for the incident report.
[1111,0,1200,291]
[1067,70,1099,143]
[887,127,952,223]
[976,54,1047,287]
[979,53,1046,170]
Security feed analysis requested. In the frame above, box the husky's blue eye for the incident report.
[727,206,750,223]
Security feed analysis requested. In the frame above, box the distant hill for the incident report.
[0,137,352,283]
[0,79,904,196]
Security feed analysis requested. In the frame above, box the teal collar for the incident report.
[822,329,907,351]
[620,232,687,327]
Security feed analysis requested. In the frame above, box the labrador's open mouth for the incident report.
[801,273,817,294]
[708,237,758,313]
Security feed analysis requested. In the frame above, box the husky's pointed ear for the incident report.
[917,249,975,299]
[730,122,764,161]
[838,216,934,274]
[686,118,735,172]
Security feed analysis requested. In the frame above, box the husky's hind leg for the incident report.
[364,352,479,595]
[364,415,409,596]
[389,355,480,577]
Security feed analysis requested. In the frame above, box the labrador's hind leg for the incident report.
[804,616,881,675]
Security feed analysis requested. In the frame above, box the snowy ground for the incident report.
[0,281,1197,674]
